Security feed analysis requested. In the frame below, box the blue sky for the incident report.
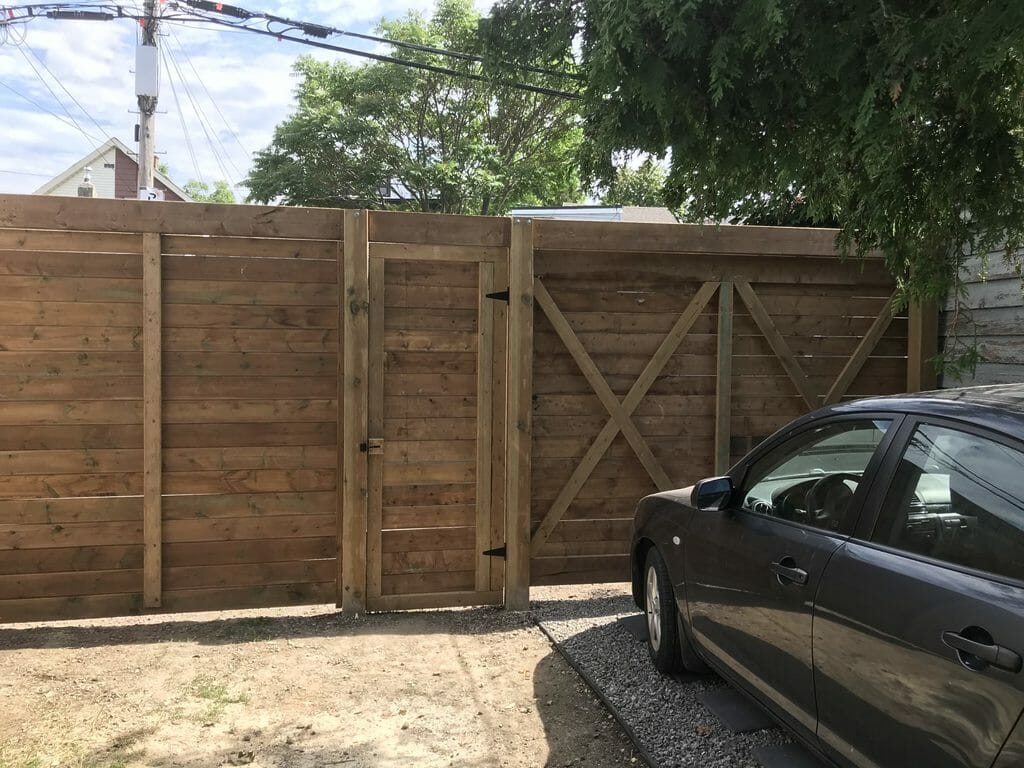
[0,0,494,197]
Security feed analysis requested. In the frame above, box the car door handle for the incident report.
[770,559,809,586]
[942,631,1023,673]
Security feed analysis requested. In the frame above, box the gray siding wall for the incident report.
[942,251,1024,386]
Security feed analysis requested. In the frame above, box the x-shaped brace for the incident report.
[530,280,719,555]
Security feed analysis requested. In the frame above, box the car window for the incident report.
[738,420,892,534]
[871,423,1024,583]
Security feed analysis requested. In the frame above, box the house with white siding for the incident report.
[34,137,191,201]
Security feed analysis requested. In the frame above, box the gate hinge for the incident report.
[483,544,507,559]
[485,288,510,303]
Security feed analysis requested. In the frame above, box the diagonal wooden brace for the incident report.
[530,280,720,555]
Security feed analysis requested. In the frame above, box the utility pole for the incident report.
[135,0,160,199]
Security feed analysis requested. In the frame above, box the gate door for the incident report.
[364,240,507,611]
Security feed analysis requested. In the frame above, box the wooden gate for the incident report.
[341,211,508,612]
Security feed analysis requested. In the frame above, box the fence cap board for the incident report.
[369,210,510,247]
[0,195,342,240]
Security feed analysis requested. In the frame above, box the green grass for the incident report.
[187,674,249,723]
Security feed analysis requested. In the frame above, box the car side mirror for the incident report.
[692,476,734,511]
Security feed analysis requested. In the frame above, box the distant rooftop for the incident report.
[508,205,678,225]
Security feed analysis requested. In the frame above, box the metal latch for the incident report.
[483,544,507,559]
[485,288,510,302]
[359,438,384,455]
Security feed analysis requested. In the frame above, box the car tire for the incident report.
[644,548,707,674]
[644,548,683,673]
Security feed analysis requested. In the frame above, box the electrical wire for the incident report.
[162,37,236,182]
[0,167,56,176]
[165,25,247,179]
[159,43,204,183]
[19,40,112,144]
[0,79,106,143]
[174,0,584,82]
[15,43,99,149]
[0,2,583,99]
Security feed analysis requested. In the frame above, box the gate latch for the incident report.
[360,438,384,455]
[483,544,507,559]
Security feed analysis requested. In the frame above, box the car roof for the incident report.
[814,384,1024,437]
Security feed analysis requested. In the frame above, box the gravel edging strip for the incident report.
[530,587,790,768]
[532,615,661,768]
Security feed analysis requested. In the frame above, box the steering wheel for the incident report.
[803,473,860,530]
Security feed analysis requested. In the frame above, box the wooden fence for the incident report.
[0,195,931,621]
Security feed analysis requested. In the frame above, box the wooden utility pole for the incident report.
[136,0,160,198]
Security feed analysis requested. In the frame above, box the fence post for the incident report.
[142,231,162,608]
[341,210,370,613]
[714,282,732,475]
[907,299,939,391]
[505,217,534,610]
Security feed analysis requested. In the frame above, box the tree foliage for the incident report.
[599,158,674,211]
[184,179,236,204]
[485,0,1024,309]
[246,0,583,215]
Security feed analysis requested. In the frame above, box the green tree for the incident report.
[485,0,1024,310]
[184,180,236,204]
[599,158,678,214]
[246,0,583,214]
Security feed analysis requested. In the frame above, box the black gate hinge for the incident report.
[485,288,510,303]
[483,544,507,559]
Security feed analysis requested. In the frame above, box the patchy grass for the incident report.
[187,674,249,723]
[2,728,150,768]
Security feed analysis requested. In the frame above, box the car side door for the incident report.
[813,417,1024,768]
[683,416,897,741]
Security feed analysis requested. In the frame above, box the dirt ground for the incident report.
[0,586,641,768]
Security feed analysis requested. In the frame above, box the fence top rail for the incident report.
[0,195,343,241]
[532,218,882,258]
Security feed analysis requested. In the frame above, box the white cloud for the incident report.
[0,0,498,196]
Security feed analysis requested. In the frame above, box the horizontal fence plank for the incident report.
[382,525,474,552]
[163,328,338,353]
[382,461,476,485]
[369,210,509,247]
[0,568,141,600]
[0,400,142,425]
[163,537,335,567]
[369,589,501,611]
[164,279,336,307]
[0,326,143,352]
[162,468,336,494]
[0,300,142,327]
[162,235,337,260]
[384,351,476,374]
[163,513,335,543]
[370,242,506,262]
[1,521,143,550]
[163,376,336,400]
[381,504,476,529]
[0,376,142,401]
[381,549,475,575]
[159,582,334,613]
[530,555,630,586]
[163,559,335,591]
[163,304,336,330]
[0,275,140,303]
[163,255,336,283]
[0,228,141,254]
[533,219,846,255]
[383,439,476,463]
[0,544,142,576]
[384,418,477,441]
[163,352,335,376]
[381,570,475,595]
[0,195,343,239]
[383,330,477,352]
[0,250,141,278]
[163,400,336,423]
[0,496,141,525]
[0,593,143,623]
[162,490,335,520]
[163,422,336,448]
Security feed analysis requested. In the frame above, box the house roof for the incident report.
[33,137,193,201]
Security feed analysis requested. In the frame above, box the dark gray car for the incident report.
[630,384,1024,768]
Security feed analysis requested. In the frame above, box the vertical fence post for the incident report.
[142,231,162,608]
[505,218,534,611]
[341,210,369,613]
[714,282,732,475]
[907,299,939,391]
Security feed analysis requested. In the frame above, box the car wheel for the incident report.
[644,548,682,673]
[644,548,708,674]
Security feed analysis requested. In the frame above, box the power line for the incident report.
[166,24,250,167]
[0,3,582,99]
[175,14,581,100]
[19,40,112,144]
[162,37,237,182]
[15,42,99,149]
[159,43,204,183]
[0,79,106,143]
[0,167,57,176]
[176,0,584,83]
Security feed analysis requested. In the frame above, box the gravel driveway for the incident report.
[531,584,792,768]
